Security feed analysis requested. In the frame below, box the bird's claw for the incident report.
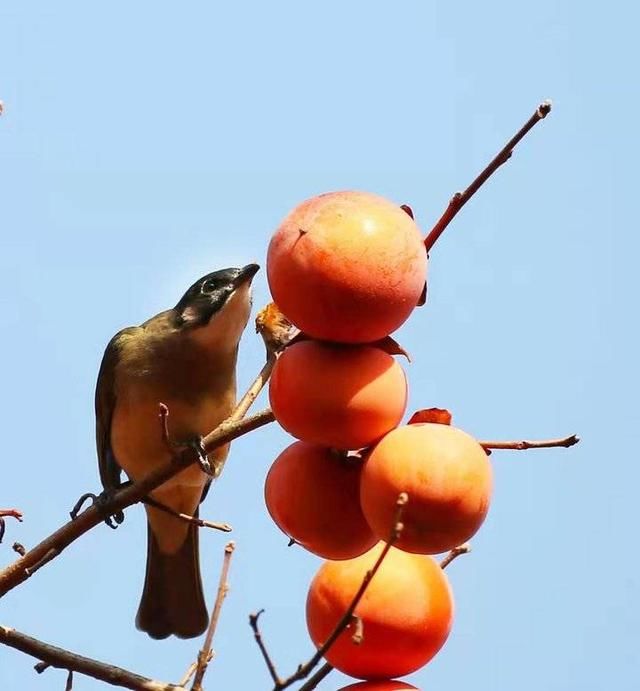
[69,489,126,529]
[189,437,214,476]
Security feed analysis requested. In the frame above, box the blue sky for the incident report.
[1,1,637,689]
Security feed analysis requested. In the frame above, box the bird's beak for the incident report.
[233,263,260,288]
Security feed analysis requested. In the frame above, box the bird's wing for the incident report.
[95,327,138,491]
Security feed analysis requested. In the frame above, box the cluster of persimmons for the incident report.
[261,191,493,689]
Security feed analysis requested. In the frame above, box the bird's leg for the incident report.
[185,437,214,477]
[69,482,132,529]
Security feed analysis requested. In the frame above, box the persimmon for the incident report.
[267,191,427,343]
[264,442,377,560]
[338,683,419,691]
[306,544,453,679]
[360,423,492,554]
[269,341,407,450]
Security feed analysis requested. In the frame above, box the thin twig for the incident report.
[273,493,409,690]
[65,669,74,691]
[0,625,185,691]
[480,434,579,451]
[439,543,471,570]
[297,663,334,691]
[0,408,274,598]
[424,101,552,252]
[249,610,281,686]
[230,355,276,422]
[141,496,232,533]
[0,509,23,521]
[191,542,236,691]
[177,663,197,689]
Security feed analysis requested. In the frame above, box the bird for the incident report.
[95,263,259,639]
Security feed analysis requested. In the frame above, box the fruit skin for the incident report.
[267,191,427,343]
[360,424,492,554]
[338,682,419,691]
[264,442,377,560]
[269,341,407,450]
[340,679,420,691]
[306,544,453,680]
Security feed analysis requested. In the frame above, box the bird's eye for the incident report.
[202,279,218,294]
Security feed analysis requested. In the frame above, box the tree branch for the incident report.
[141,496,232,533]
[249,610,281,686]
[0,408,274,598]
[0,625,185,691]
[190,541,235,691]
[297,663,334,691]
[424,101,552,252]
[480,434,579,451]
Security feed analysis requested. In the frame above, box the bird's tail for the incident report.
[136,519,208,639]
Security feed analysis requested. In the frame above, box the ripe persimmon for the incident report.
[267,191,427,343]
[360,423,492,554]
[269,341,407,450]
[265,442,377,560]
[306,544,453,679]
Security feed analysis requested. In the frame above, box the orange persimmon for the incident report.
[269,341,407,450]
[264,442,376,560]
[306,544,453,679]
[360,424,492,554]
[267,191,427,343]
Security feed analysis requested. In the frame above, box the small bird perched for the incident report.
[95,263,259,639]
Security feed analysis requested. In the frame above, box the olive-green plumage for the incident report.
[96,264,258,639]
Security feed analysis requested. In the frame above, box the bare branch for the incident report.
[424,101,552,252]
[141,496,232,533]
[231,355,276,422]
[297,663,334,691]
[0,509,23,521]
[249,610,281,686]
[0,625,185,691]
[190,541,236,691]
[439,543,471,570]
[480,434,579,451]
[177,663,197,689]
[0,408,274,598]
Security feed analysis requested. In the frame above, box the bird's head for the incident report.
[174,263,260,351]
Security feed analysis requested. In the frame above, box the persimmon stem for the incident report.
[424,101,552,252]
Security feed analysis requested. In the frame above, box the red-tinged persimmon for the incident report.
[338,683,419,691]
[269,341,407,450]
[306,544,453,679]
[264,442,377,560]
[360,424,492,554]
[267,191,427,343]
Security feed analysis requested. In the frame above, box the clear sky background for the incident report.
[1,2,637,690]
